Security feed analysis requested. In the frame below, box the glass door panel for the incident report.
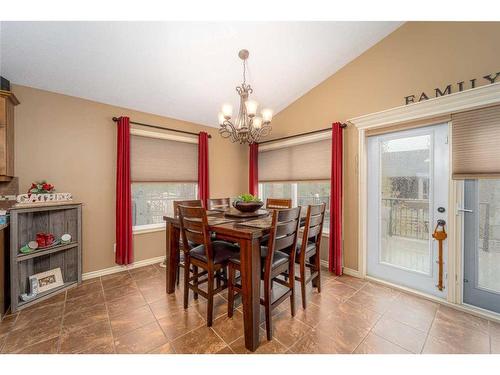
[464,179,500,313]
[380,134,431,274]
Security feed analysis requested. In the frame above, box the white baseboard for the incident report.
[82,256,165,280]
[342,267,362,278]
[319,261,362,278]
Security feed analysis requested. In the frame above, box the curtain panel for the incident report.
[198,132,210,207]
[329,122,344,275]
[249,143,259,195]
[116,116,133,265]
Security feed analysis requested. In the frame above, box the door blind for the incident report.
[452,105,500,179]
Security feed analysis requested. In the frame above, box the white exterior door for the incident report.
[367,123,449,298]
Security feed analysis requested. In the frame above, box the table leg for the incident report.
[239,237,261,352]
[166,222,180,294]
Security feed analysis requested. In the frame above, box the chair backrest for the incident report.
[266,198,292,210]
[264,207,301,282]
[299,203,326,259]
[207,197,230,211]
[173,199,203,218]
[177,205,213,263]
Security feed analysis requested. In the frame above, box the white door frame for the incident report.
[349,82,500,305]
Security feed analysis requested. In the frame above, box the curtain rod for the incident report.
[258,123,347,145]
[112,117,212,138]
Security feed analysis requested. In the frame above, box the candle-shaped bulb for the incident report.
[245,100,258,117]
[222,104,233,119]
[262,108,273,122]
[218,112,225,125]
[253,117,262,129]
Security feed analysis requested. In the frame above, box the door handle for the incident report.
[457,207,473,213]
[432,221,447,292]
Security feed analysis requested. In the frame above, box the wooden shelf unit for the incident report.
[9,203,82,312]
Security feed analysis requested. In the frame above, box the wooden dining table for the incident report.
[164,208,273,352]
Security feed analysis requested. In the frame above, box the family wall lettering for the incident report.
[404,72,500,105]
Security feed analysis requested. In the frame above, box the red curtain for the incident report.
[329,122,344,275]
[116,116,133,265]
[249,143,259,196]
[198,132,210,207]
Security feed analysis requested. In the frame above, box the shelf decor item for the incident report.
[27,181,55,195]
[20,278,39,302]
[232,193,264,213]
[61,233,72,244]
[30,268,64,293]
[16,192,73,205]
[36,232,55,248]
[19,241,38,254]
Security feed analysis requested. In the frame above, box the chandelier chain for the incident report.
[242,59,247,85]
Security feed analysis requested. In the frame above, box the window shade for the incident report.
[131,135,197,182]
[452,105,500,179]
[259,139,331,182]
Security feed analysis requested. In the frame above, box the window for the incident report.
[130,131,198,231]
[258,135,332,235]
[259,181,330,234]
[132,182,197,229]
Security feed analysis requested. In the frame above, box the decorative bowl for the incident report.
[61,233,72,244]
[232,200,264,213]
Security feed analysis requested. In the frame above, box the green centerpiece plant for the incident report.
[233,193,264,213]
[235,193,262,203]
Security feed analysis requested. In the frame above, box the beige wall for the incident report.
[271,21,500,270]
[13,85,247,273]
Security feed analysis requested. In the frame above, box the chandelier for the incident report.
[218,49,273,144]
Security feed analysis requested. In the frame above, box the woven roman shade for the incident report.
[259,139,331,182]
[452,105,500,179]
[131,135,197,182]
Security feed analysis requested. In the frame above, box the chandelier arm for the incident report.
[219,121,236,142]
[225,120,239,143]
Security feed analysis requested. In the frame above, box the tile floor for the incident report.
[1,263,499,354]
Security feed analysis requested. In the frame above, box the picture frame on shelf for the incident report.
[30,268,64,293]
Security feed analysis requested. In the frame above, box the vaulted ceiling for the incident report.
[0,21,402,127]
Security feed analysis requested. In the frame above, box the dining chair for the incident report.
[227,207,301,340]
[173,199,203,285]
[260,198,293,246]
[177,205,239,326]
[207,197,231,211]
[295,203,326,309]
[266,198,292,209]
[173,199,203,217]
